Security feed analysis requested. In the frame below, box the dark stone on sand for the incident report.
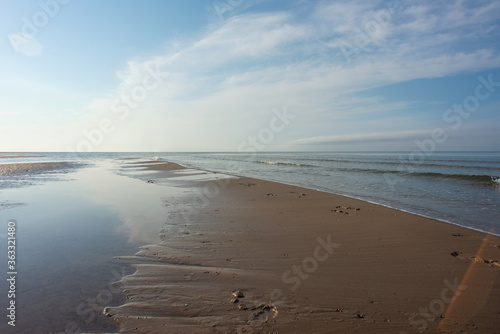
[232,290,244,298]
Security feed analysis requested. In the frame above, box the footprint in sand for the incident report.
[331,206,361,215]
[471,256,500,266]
[251,304,278,320]
[240,183,256,187]
[451,251,500,267]
[230,291,278,321]
[290,191,307,198]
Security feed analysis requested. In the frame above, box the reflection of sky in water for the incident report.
[0,161,188,333]
[77,161,184,244]
[1,161,175,245]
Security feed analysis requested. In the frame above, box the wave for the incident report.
[257,160,313,167]
[288,157,500,171]
[305,164,498,184]
[370,169,500,184]
[255,160,499,184]
[409,172,500,184]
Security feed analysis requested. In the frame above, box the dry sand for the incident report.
[106,162,500,333]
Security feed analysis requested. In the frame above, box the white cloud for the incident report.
[291,129,430,145]
[68,0,500,151]
[192,13,310,58]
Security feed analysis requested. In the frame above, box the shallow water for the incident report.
[0,160,185,333]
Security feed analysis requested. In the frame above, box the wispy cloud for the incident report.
[291,129,430,145]
[74,0,500,151]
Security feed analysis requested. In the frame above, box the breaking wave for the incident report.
[257,160,312,167]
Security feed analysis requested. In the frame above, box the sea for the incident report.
[1,151,499,235]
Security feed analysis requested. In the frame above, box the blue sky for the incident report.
[1,0,499,152]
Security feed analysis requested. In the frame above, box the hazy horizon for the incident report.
[2,150,500,154]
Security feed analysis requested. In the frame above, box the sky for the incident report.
[1,0,500,152]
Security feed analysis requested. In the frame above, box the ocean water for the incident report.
[1,151,499,234]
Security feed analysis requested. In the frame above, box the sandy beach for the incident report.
[105,161,500,333]
[0,161,73,175]
[0,156,45,159]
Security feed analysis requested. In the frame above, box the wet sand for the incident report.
[0,161,74,175]
[106,162,500,333]
[0,155,45,159]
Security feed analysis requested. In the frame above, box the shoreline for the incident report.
[0,161,76,173]
[1,152,498,236]
[0,155,45,159]
[107,161,500,333]
[163,159,500,237]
